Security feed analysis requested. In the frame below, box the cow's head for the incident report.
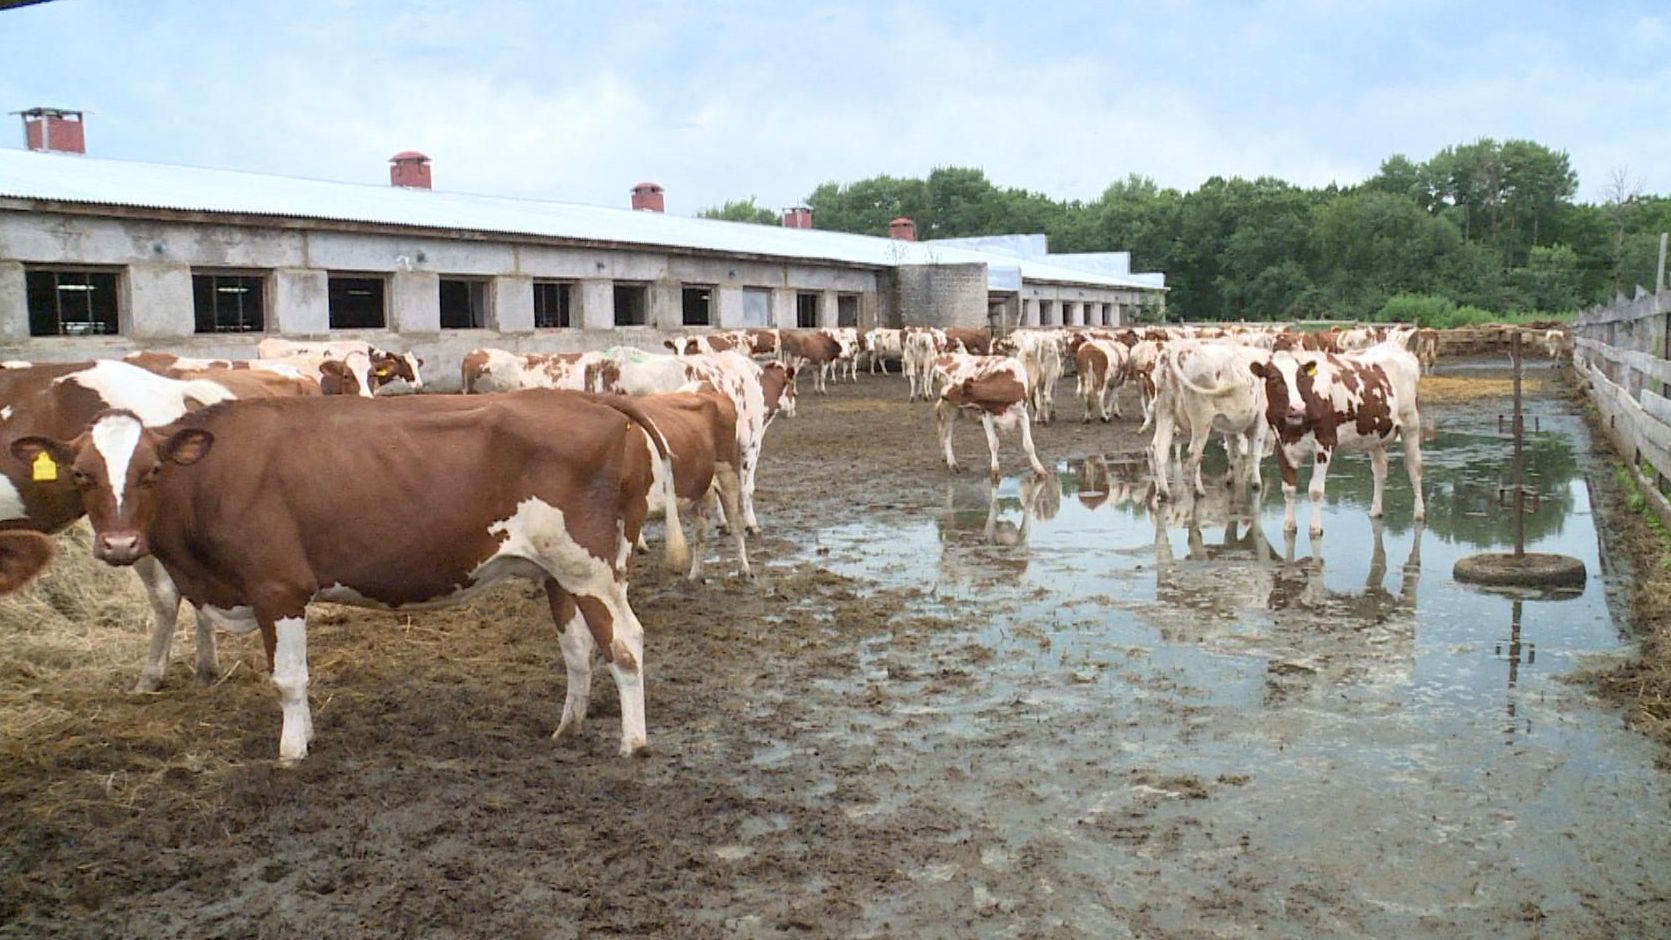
[370,351,424,392]
[317,359,363,396]
[10,411,213,565]
[1249,355,1318,436]
[761,362,798,418]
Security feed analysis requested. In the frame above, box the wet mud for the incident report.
[3,361,1669,938]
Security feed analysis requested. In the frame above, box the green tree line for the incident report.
[698,140,1671,324]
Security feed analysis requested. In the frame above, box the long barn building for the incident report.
[0,110,1165,390]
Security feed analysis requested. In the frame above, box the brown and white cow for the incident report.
[13,391,686,762]
[460,348,603,393]
[1411,328,1440,374]
[1148,341,1269,500]
[1000,330,1067,425]
[1075,338,1130,423]
[665,331,751,357]
[824,327,866,383]
[1249,339,1425,537]
[903,328,947,401]
[865,327,905,374]
[0,529,54,596]
[930,353,1047,481]
[123,351,328,398]
[256,338,424,394]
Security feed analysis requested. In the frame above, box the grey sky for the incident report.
[2,0,1666,214]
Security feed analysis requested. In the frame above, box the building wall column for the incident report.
[860,289,881,332]
[272,268,329,335]
[492,275,534,333]
[819,290,838,328]
[651,281,683,331]
[391,270,440,333]
[716,285,745,329]
[578,278,614,330]
[1067,301,1085,327]
[124,263,194,340]
[1023,298,1040,327]
[772,288,797,329]
[0,262,28,344]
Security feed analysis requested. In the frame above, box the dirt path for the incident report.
[2,366,1668,938]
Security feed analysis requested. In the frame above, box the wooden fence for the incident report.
[1573,276,1671,530]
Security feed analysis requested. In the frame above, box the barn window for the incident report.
[742,288,772,327]
[837,293,859,328]
[533,281,573,328]
[796,292,820,328]
[682,285,713,326]
[25,268,121,337]
[328,274,386,329]
[613,283,649,326]
[439,278,489,329]
[192,271,265,333]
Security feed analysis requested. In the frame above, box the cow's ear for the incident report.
[663,340,676,350]
[318,360,348,379]
[10,436,75,475]
[1303,361,1319,376]
[1249,361,1267,378]
[160,429,214,466]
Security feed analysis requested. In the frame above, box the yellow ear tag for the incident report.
[31,452,58,483]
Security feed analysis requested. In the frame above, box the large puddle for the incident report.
[792,369,1671,932]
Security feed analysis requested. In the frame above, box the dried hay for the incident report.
[1417,372,1550,404]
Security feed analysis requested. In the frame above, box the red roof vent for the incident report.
[782,206,812,229]
[888,217,917,241]
[631,182,665,213]
[16,107,85,155]
[390,151,432,190]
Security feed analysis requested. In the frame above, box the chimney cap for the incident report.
[390,150,430,162]
[632,181,664,193]
[12,107,84,119]
[889,216,914,226]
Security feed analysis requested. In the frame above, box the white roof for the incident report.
[0,148,1162,292]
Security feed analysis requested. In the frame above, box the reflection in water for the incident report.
[933,471,1062,585]
[1497,599,1537,739]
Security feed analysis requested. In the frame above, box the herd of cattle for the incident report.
[0,317,1512,766]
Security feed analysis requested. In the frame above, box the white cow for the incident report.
[1149,341,1270,501]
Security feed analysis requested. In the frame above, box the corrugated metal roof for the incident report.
[0,148,1163,291]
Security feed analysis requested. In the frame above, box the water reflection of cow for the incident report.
[1148,480,1424,692]
[933,471,1062,586]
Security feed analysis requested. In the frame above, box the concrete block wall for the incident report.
[894,263,989,329]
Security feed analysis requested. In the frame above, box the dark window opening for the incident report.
[682,286,713,327]
[192,272,265,333]
[329,275,386,329]
[534,281,573,328]
[614,283,648,326]
[796,292,820,329]
[837,294,859,328]
[26,269,120,337]
[1041,301,1057,326]
[440,278,489,329]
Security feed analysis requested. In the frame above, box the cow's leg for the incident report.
[1017,407,1047,476]
[716,464,752,579]
[980,412,1004,481]
[1403,430,1426,521]
[546,582,595,740]
[1186,423,1213,497]
[740,439,763,536]
[132,556,184,693]
[1150,412,1176,501]
[1307,450,1332,537]
[687,493,710,581]
[1277,447,1300,534]
[938,400,961,473]
[190,609,219,686]
[575,586,648,756]
[1369,446,1389,518]
[257,607,313,764]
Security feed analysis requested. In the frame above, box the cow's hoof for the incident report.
[1283,522,1298,534]
[552,718,585,740]
[194,666,219,687]
[132,674,164,694]
[744,526,763,539]
[1101,417,1110,424]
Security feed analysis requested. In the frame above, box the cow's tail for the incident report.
[593,395,690,573]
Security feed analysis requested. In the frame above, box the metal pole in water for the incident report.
[1512,331,1526,558]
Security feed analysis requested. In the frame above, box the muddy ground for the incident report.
[1,366,1667,938]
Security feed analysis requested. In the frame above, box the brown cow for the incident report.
[0,530,55,595]
[778,329,842,393]
[12,391,687,762]
[629,385,750,579]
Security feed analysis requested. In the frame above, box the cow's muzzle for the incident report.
[94,531,146,566]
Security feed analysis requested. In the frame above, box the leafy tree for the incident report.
[695,197,780,225]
